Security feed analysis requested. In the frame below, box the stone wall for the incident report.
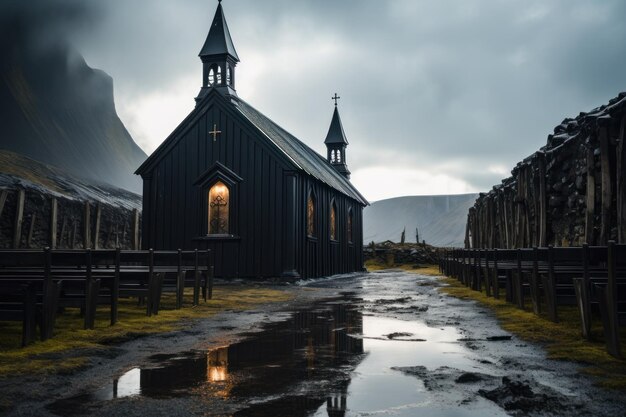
[0,187,141,250]
[466,92,626,248]
[364,242,440,266]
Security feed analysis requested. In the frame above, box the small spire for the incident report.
[199,0,239,61]
[324,105,349,145]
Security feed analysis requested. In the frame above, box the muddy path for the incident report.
[2,270,625,416]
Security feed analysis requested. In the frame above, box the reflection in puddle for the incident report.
[48,296,366,416]
[48,285,508,417]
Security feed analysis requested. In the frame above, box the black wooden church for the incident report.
[136,1,368,280]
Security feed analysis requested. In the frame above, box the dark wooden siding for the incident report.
[296,176,364,279]
[141,96,364,280]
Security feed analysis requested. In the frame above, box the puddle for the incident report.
[48,278,510,417]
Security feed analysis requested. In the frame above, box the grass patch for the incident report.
[438,274,626,391]
[365,259,441,276]
[0,286,291,377]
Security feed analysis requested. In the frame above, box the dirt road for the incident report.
[3,270,625,416]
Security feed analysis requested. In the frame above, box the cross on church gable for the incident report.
[209,124,222,142]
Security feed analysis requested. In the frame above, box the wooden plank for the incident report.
[84,202,91,249]
[111,248,120,325]
[132,209,140,250]
[13,189,25,248]
[50,198,58,249]
[599,126,612,245]
[26,213,36,248]
[538,153,547,247]
[0,189,8,219]
[617,115,626,243]
[585,146,596,245]
[605,241,621,357]
[94,204,101,250]
[71,220,77,249]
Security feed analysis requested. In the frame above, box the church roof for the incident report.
[324,106,349,145]
[135,91,368,206]
[199,1,239,61]
[234,99,367,206]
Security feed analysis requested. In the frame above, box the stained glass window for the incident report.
[208,181,229,234]
[330,203,337,240]
[307,193,315,237]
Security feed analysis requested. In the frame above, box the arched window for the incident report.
[336,150,342,163]
[208,67,215,86]
[307,191,316,237]
[330,201,337,241]
[226,65,232,86]
[347,209,353,243]
[208,181,229,234]
[216,66,222,85]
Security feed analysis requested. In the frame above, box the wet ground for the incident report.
[3,270,626,416]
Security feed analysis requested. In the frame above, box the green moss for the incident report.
[0,286,292,376]
[365,259,441,276]
[439,276,626,391]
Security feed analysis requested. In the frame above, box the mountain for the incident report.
[363,194,478,247]
[0,16,146,193]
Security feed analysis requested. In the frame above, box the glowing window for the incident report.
[307,192,315,237]
[208,181,229,234]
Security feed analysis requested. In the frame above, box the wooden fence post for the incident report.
[585,145,596,245]
[13,189,25,248]
[599,125,612,245]
[0,190,8,219]
[617,115,626,243]
[50,198,58,249]
[94,204,101,250]
[26,213,36,248]
[538,153,547,247]
[84,202,91,249]
[132,209,140,250]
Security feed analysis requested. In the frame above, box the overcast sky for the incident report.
[66,0,626,201]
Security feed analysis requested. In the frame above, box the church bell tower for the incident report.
[196,0,239,103]
[325,94,351,179]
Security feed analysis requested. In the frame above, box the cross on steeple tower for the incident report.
[195,0,239,104]
[324,94,351,179]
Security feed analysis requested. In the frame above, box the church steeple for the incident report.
[196,0,239,103]
[325,93,351,179]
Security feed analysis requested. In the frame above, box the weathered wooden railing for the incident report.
[439,242,626,358]
[0,248,214,346]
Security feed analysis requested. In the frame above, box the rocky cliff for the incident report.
[0,10,146,193]
[466,92,626,248]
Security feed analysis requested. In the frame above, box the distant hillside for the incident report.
[363,194,478,247]
[0,17,146,193]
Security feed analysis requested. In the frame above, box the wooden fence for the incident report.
[440,242,626,358]
[466,94,626,249]
[0,248,213,346]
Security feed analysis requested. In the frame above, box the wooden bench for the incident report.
[0,248,213,346]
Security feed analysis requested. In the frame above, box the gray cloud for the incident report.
[9,0,626,196]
